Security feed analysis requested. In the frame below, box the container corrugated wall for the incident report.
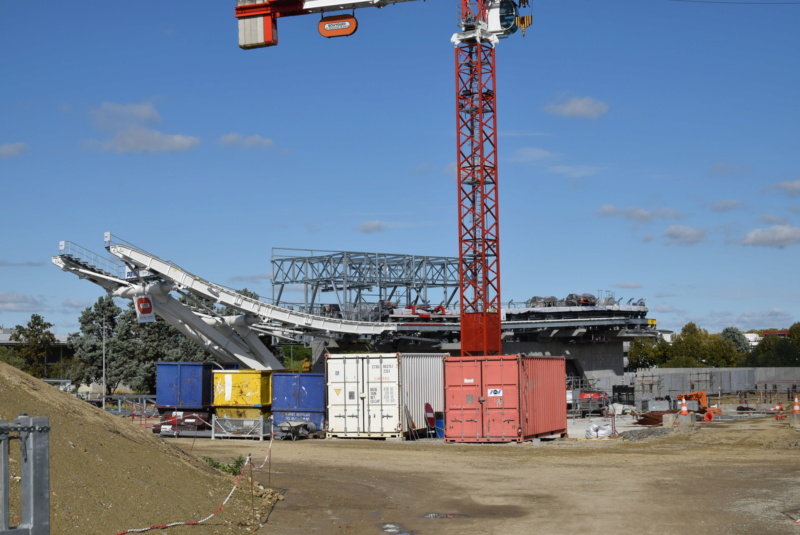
[156,362,214,410]
[272,372,326,432]
[399,353,446,431]
[523,356,567,440]
[327,353,402,438]
[326,353,446,438]
[444,355,566,443]
[212,370,272,407]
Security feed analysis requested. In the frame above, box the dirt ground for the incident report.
[181,415,800,535]
[3,360,800,535]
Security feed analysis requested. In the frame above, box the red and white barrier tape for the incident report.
[112,433,275,534]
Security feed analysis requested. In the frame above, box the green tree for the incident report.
[704,337,738,367]
[0,346,25,370]
[10,314,57,377]
[662,354,703,368]
[667,322,707,366]
[788,322,800,351]
[719,327,751,355]
[750,336,800,367]
[68,296,122,393]
[627,338,669,369]
[69,296,210,394]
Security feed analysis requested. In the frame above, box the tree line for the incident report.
[3,300,798,392]
[0,290,310,394]
[627,322,800,369]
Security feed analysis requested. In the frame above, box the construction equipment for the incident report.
[233,0,530,357]
[676,391,709,411]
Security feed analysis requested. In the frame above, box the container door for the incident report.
[178,364,203,408]
[481,357,520,441]
[156,363,180,407]
[444,359,484,440]
[327,356,363,435]
[297,374,326,413]
[364,355,401,434]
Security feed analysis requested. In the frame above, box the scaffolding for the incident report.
[271,248,460,322]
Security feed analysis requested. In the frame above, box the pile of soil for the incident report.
[0,362,273,534]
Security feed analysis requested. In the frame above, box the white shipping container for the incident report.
[326,353,446,439]
[400,353,446,430]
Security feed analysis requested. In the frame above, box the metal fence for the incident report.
[1,415,50,535]
[211,415,272,440]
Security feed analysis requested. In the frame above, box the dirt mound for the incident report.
[0,362,269,534]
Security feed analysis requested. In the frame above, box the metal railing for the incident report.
[211,415,271,441]
[1,415,50,535]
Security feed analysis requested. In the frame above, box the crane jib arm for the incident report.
[235,0,419,48]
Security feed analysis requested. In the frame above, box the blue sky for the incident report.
[1,0,799,336]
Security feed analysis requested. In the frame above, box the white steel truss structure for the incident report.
[271,248,459,322]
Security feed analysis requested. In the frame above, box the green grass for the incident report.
[202,455,246,475]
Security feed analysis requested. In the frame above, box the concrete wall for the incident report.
[634,367,800,407]
[506,340,626,385]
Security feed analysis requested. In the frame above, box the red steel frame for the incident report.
[236,0,505,356]
[456,0,501,356]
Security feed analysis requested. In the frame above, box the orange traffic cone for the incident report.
[680,398,689,415]
[793,397,800,414]
[778,402,784,411]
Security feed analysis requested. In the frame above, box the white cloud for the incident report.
[499,130,551,137]
[598,204,684,223]
[641,234,654,243]
[770,180,800,198]
[0,292,43,313]
[708,162,751,175]
[549,165,599,180]
[760,214,789,225]
[544,96,609,120]
[711,199,744,212]
[0,142,30,158]
[90,101,160,131]
[229,273,272,284]
[742,225,800,248]
[62,299,91,309]
[85,125,200,154]
[735,309,794,330]
[0,259,43,267]
[358,220,389,234]
[509,147,557,163]
[219,132,273,148]
[413,162,429,174]
[614,282,642,289]
[651,305,682,314]
[664,225,706,245]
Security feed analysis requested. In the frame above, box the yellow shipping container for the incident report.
[214,406,271,419]
[212,370,272,407]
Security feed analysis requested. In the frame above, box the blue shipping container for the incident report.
[271,373,325,429]
[272,373,325,411]
[156,362,214,409]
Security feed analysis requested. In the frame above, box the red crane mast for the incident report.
[234,0,528,357]
[455,0,502,356]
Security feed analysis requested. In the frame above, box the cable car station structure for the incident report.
[53,234,657,380]
[53,0,658,383]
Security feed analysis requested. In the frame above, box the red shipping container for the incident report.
[444,355,567,443]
